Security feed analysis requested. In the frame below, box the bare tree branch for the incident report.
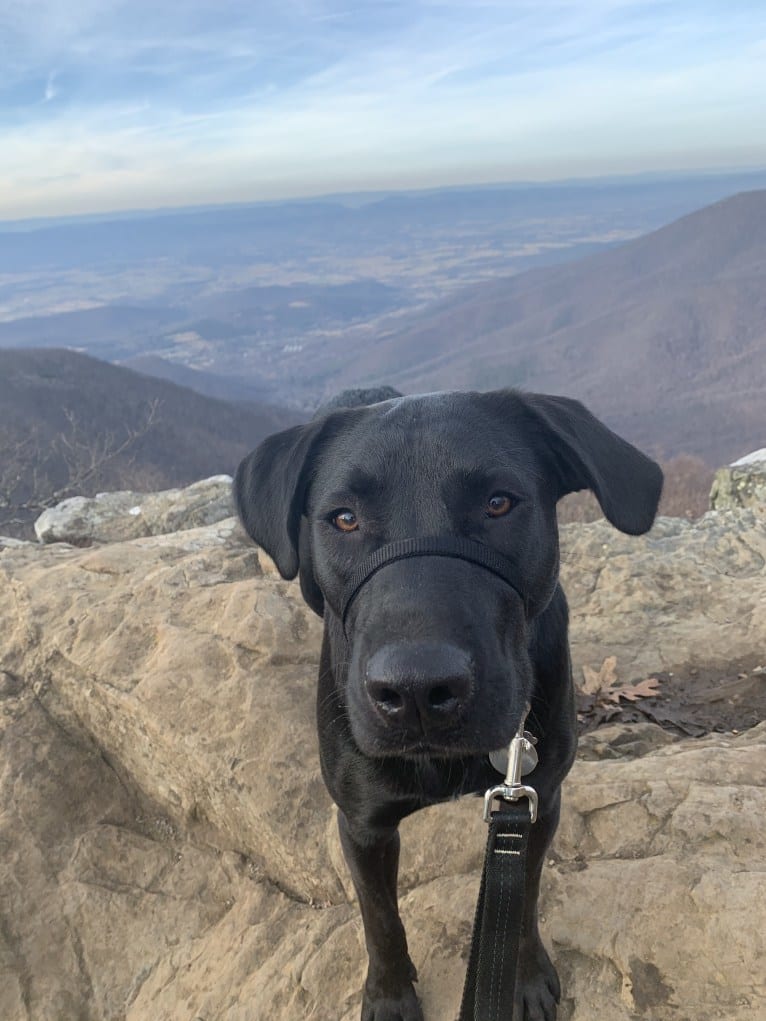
[0,400,161,535]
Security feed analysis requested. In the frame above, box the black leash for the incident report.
[460,716,539,1021]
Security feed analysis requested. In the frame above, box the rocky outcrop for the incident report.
[34,475,234,545]
[0,535,32,549]
[559,509,766,679]
[1,505,764,1020]
[709,448,766,511]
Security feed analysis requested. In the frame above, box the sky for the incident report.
[1,0,766,220]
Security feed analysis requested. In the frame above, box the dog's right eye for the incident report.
[331,509,359,533]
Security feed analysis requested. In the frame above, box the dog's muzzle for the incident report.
[339,535,530,634]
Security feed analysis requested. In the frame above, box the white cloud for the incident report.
[43,70,57,102]
[1,0,766,217]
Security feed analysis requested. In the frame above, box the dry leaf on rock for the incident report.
[581,655,618,696]
[616,676,662,703]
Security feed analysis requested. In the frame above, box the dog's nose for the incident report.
[365,641,474,735]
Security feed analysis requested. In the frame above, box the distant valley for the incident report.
[3,169,766,409]
[1,170,766,471]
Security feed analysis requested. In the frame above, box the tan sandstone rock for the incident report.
[1,507,764,1020]
[560,510,766,680]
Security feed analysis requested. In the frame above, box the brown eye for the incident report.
[332,509,359,532]
[486,493,514,518]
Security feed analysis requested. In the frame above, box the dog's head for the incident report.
[234,390,662,759]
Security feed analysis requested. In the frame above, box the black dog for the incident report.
[234,389,662,1021]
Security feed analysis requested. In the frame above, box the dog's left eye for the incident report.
[486,493,515,518]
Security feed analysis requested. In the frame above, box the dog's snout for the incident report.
[365,641,473,735]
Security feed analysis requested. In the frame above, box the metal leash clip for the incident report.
[483,708,539,823]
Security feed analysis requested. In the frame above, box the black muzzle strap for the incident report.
[339,536,527,631]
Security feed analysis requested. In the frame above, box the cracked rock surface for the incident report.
[1,508,764,1020]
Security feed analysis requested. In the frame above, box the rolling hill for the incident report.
[328,190,766,464]
[0,348,301,535]
[119,354,279,404]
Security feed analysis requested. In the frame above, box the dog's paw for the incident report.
[361,982,423,1021]
[515,940,561,1021]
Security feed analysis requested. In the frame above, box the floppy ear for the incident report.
[519,392,663,535]
[297,517,325,617]
[233,418,330,580]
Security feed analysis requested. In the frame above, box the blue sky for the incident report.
[2,0,765,219]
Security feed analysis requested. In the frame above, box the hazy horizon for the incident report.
[3,0,766,220]
[2,163,766,231]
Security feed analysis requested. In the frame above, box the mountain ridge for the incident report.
[0,347,301,535]
[326,190,766,463]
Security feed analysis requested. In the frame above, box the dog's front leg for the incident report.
[514,793,562,1021]
[338,811,423,1021]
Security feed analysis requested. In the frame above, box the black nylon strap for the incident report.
[340,536,525,628]
[459,801,532,1021]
